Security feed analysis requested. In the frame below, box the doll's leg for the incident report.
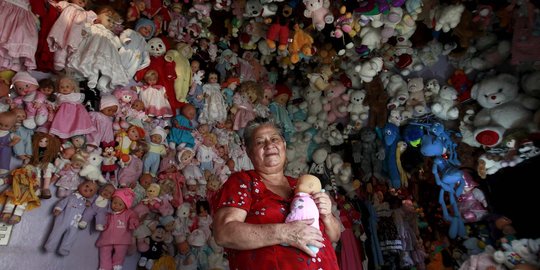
[111,244,130,269]
[56,187,70,198]
[95,208,107,231]
[57,226,79,256]
[98,245,114,270]
[44,213,67,252]
[79,206,96,229]
[1,199,16,222]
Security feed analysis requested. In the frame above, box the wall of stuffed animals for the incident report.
[0,0,540,269]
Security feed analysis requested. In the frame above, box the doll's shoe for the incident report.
[40,188,52,199]
[8,215,21,225]
[23,117,36,129]
[78,221,88,229]
[96,224,104,231]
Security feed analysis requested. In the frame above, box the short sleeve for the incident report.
[212,171,253,214]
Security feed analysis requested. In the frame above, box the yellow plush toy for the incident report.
[164,42,193,103]
[289,24,314,64]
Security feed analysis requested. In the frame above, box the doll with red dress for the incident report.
[11,72,49,130]
[136,69,173,119]
[100,141,118,183]
[86,95,119,150]
[47,0,98,71]
[29,0,60,72]
[49,75,96,139]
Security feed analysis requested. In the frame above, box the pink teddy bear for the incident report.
[12,72,48,129]
[323,81,350,123]
[112,87,138,130]
[303,0,335,31]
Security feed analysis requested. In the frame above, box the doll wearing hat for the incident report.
[11,72,49,129]
[118,18,153,80]
[86,95,119,150]
[96,188,139,270]
[158,154,185,208]
[144,127,169,177]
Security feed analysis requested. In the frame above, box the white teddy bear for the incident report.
[405,77,429,117]
[430,3,465,32]
[431,85,459,120]
[347,89,370,127]
[354,56,383,83]
[79,150,106,184]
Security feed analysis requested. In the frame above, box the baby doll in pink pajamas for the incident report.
[11,72,49,129]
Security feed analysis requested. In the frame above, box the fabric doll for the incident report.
[138,225,169,269]
[158,155,185,208]
[35,78,57,133]
[269,84,295,140]
[196,132,218,174]
[86,95,119,150]
[133,183,163,219]
[168,103,196,149]
[199,71,227,125]
[95,188,139,270]
[0,165,40,224]
[119,19,153,80]
[285,174,322,254]
[100,141,118,183]
[55,152,86,198]
[79,183,115,231]
[0,111,21,176]
[11,71,48,129]
[0,0,38,71]
[115,124,145,161]
[144,126,168,177]
[43,180,98,256]
[47,0,97,71]
[67,6,129,93]
[117,141,148,188]
[112,87,138,131]
[136,69,173,118]
[29,132,62,199]
[49,75,96,139]
[12,108,34,164]
[231,81,263,132]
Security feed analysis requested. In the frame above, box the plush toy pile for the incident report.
[1,0,540,269]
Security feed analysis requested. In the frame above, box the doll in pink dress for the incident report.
[49,75,95,139]
[11,72,48,130]
[136,69,173,118]
[231,81,263,132]
[0,0,38,71]
[47,0,98,71]
[112,87,138,131]
[55,152,86,198]
[199,71,227,125]
[86,95,119,150]
[158,154,185,208]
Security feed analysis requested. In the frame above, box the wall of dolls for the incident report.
[1,0,540,269]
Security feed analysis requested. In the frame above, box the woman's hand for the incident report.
[312,191,332,219]
[283,219,324,257]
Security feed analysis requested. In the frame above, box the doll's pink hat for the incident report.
[113,188,135,208]
[100,95,120,111]
[12,72,38,86]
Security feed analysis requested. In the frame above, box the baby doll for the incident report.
[136,69,173,118]
[133,173,153,207]
[133,183,163,219]
[12,108,34,164]
[11,71,48,129]
[67,5,129,92]
[177,145,205,188]
[0,165,41,224]
[192,123,210,147]
[35,78,57,133]
[192,200,212,239]
[100,141,118,183]
[55,152,86,198]
[168,103,196,149]
[47,0,97,71]
[79,183,115,231]
[158,154,185,208]
[30,132,62,199]
[199,71,227,125]
[43,180,98,256]
[115,124,145,160]
[125,99,150,128]
[49,75,95,139]
[0,111,21,176]
[221,77,240,107]
[118,141,148,188]
[71,135,87,153]
[196,132,218,174]
[144,127,169,177]
[231,81,263,133]
[269,84,295,140]
[95,188,139,270]
[285,174,323,254]
[175,240,197,270]
[119,18,153,80]
[87,95,119,150]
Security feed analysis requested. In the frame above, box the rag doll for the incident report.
[86,94,119,150]
[221,77,240,107]
[11,72,48,129]
[168,103,196,149]
[47,0,97,71]
[231,81,263,132]
[115,124,146,160]
[30,132,62,199]
[0,0,38,71]
[285,174,322,254]
[144,127,168,177]
[49,75,95,139]
[12,108,34,164]
[199,71,228,125]
[0,165,40,224]
[43,180,98,256]
[35,78,57,133]
[67,6,129,92]
[55,152,86,198]
[158,155,185,208]
[0,111,21,176]
[117,141,148,188]
[112,87,138,131]
[95,188,139,270]
[138,225,169,269]
[100,141,118,182]
[79,183,115,231]
[136,69,173,118]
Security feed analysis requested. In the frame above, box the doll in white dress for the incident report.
[199,72,227,125]
[136,69,173,118]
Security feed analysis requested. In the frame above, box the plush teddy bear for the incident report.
[303,0,334,31]
[289,24,314,63]
[347,89,370,128]
[244,0,277,18]
[493,240,527,269]
[354,57,384,83]
[381,7,404,43]
[511,238,540,267]
[359,26,382,51]
[429,3,465,32]
[301,86,327,129]
[471,73,539,147]
[323,81,350,123]
[431,85,459,121]
[285,143,309,178]
[405,77,429,117]
[383,72,409,110]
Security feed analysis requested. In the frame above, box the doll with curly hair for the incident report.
[231,80,263,133]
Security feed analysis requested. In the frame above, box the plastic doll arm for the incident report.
[53,207,62,216]
[9,135,21,146]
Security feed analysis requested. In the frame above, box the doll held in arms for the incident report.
[285,174,324,254]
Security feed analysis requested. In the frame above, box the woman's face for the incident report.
[248,125,286,174]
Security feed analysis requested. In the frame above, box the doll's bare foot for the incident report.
[40,188,52,199]
[8,215,21,225]
[1,213,11,223]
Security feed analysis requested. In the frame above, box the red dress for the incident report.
[213,170,340,270]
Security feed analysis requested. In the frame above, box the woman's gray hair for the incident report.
[243,117,284,151]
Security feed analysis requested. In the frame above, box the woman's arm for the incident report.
[312,192,342,242]
[213,206,325,257]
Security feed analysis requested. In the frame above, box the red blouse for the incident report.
[213,170,340,270]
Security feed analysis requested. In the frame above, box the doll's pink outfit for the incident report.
[137,84,173,118]
[47,1,97,71]
[199,83,227,125]
[12,90,48,129]
[0,0,38,71]
[158,171,185,208]
[49,93,95,139]
[232,93,257,131]
[55,167,82,196]
[86,111,115,147]
[285,192,320,230]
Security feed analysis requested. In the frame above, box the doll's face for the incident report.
[14,81,38,96]
[274,93,289,106]
[100,184,115,199]
[103,146,115,157]
[199,38,209,49]
[145,72,158,85]
[191,61,200,73]
[229,82,238,90]
[295,175,322,195]
[71,159,84,169]
[58,78,75,95]
[62,147,76,159]
[13,109,26,123]
[187,183,197,192]
[180,151,194,164]
[133,148,145,159]
[101,105,118,117]
[203,135,215,147]
[111,197,127,212]
[147,184,160,198]
[152,227,165,241]
[135,0,146,11]
[138,25,152,39]
[120,94,133,104]
[127,126,141,141]
[178,241,190,254]
[216,144,228,158]
[71,0,87,8]
[39,137,49,148]
[132,100,145,111]
[163,220,175,232]
[71,136,86,148]
[78,181,98,199]
[182,105,196,120]
[0,114,16,131]
[197,124,209,134]
[139,174,153,189]
[150,134,162,144]
[198,205,208,217]
[246,89,258,104]
[208,73,218,84]
[97,12,114,30]
[40,86,54,96]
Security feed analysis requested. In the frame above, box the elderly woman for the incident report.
[213,118,341,269]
